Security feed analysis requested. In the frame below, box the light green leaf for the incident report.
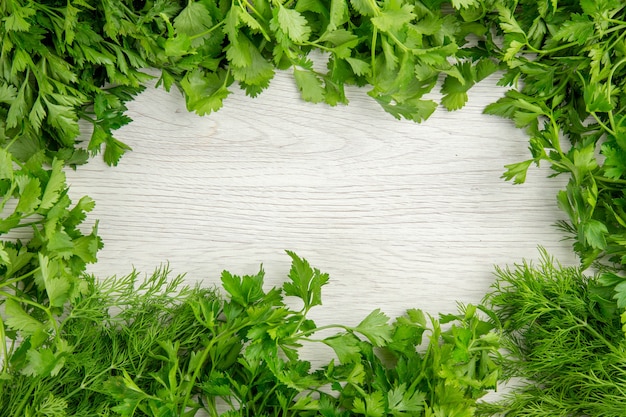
[502,159,533,184]
[164,33,192,57]
[39,255,72,307]
[39,159,66,211]
[451,0,479,7]
[293,69,326,103]
[371,6,415,32]
[387,384,426,414]
[328,0,349,30]
[6,82,27,129]
[323,333,362,363]
[276,6,311,43]
[180,69,231,116]
[28,96,47,131]
[497,5,525,35]
[44,100,81,143]
[345,57,371,76]
[4,299,47,336]
[22,348,67,377]
[15,174,42,214]
[350,0,379,16]
[0,83,17,103]
[354,309,392,346]
[3,5,36,32]
[352,391,385,417]
[0,148,13,180]
[582,219,608,249]
[64,2,79,44]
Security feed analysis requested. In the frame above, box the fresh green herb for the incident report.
[480,0,626,271]
[1,252,501,416]
[481,249,626,416]
[0,0,500,166]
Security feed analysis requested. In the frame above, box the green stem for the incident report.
[12,380,37,416]
[190,21,225,41]
[371,27,378,81]
[605,57,626,133]
[178,320,250,414]
[0,266,42,290]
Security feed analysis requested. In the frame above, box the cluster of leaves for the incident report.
[480,0,626,272]
[0,251,501,416]
[0,0,502,167]
[479,249,626,416]
[0,145,101,388]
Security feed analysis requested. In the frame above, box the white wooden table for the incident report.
[66,70,578,329]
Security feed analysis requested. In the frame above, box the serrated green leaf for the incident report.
[502,159,533,184]
[173,1,214,47]
[352,391,385,417]
[0,148,13,180]
[553,13,594,45]
[323,333,362,363]
[350,0,379,16]
[496,5,525,35]
[344,57,371,76]
[39,159,66,211]
[613,280,626,308]
[3,5,36,32]
[276,6,311,43]
[293,68,326,103]
[15,174,42,214]
[221,268,266,307]
[28,96,47,131]
[164,33,192,57]
[602,143,626,180]
[371,6,415,32]
[373,95,437,123]
[283,251,329,310]
[451,0,479,7]
[39,255,71,307]
[387,384,426,414]
[46,225,75,259]
[180,69,231,116]
[582,219,608,249]
[354,309,392,346]
[22,347,67,377]
[4,299,47,336]
[6,82,27,129]
[44,100,81,144]
[0,83,17,103]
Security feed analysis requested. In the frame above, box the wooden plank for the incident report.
[66,70,578,327]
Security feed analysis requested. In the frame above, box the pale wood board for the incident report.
[66,70,579,332]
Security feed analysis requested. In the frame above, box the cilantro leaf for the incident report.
[275,5,311,43]
[293,68,326,103]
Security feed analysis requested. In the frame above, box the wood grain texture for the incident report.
[66,70,579,330]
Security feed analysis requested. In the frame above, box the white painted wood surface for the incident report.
[66,70,579,330]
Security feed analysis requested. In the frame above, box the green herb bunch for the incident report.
[0,146,101,388]
[480,0,626,271]
[0,0,501,166]
[1,251,501,416]
[480,249,626,416]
